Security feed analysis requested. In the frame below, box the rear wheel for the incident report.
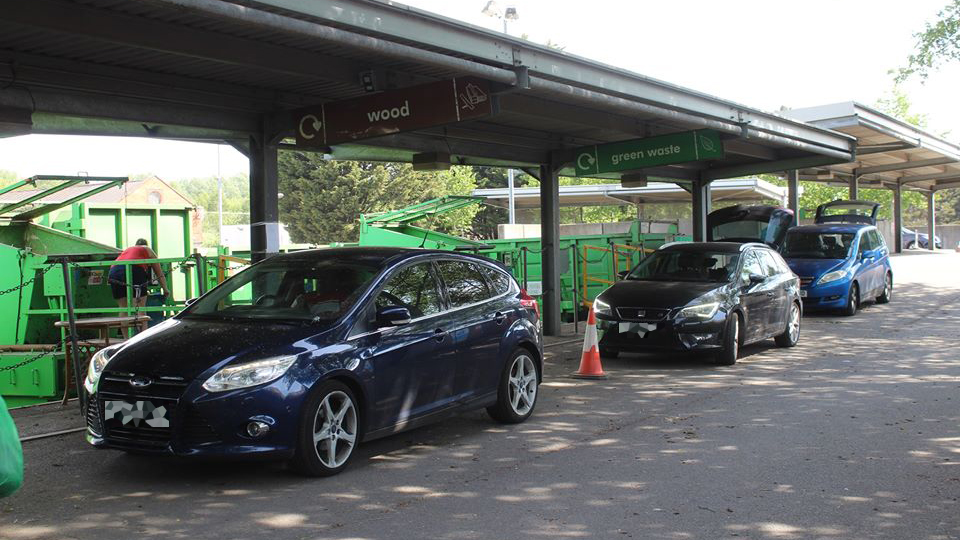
[841,283,859,317]
[877,273,892,304]
[290,380,359,477]
[716,313,740,366]
[487,349,539,424]
[906,241,916,250]
[775,302,801,347]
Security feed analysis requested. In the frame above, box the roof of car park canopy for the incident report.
[783,102,960,193]
[0,0,855,179]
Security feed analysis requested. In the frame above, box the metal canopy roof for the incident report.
[783,102,960,192]
[0,0,855,180]
[0,176,128,221]
[473,178,789,209]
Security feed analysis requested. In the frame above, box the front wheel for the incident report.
[775,302,801,347]
[841,283,859,317]
[716,313,740,366]
[290,380,360,477]
[487,349,540,424]
[876,273,892,304]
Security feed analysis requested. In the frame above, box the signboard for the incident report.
[295,77,493,147]
[574,129,724,176]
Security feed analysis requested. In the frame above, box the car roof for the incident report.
[265,246,504,268]
[660,241,765,253]
[788,223,872,234]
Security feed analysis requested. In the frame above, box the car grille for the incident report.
[96,371,190,448]
[85,395,103,436]
[180,407,222,446]
[799,276,814,287]
[616,307,670,322]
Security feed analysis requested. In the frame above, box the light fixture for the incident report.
[481,0,500,18]
[504,6,519,20]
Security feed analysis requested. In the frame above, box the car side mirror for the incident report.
[617,270,629,280]
[376,306,412,328]
[748,274,765,285]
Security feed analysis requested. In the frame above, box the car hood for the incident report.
[102,317,332,380]
[785,258,845,280]
[597,280,723,310]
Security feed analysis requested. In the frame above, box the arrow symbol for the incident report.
[299,114,322,140]
[577,152,597,171]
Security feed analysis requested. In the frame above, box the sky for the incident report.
[1,0,958,182]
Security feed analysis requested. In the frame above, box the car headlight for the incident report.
[202,356,297,393]
[593,298,613,317]
[85,346,119,391]
[678,302,719,320]
[818,269,849,285]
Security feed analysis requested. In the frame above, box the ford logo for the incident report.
[129,376,153,388]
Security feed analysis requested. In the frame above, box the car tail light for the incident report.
[519,289,540,320]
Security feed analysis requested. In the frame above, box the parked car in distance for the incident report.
[781,200,892,316]
[707,204,795,249]
[594,242,802,366]
[901,227,941,249]
[84,248,543,476]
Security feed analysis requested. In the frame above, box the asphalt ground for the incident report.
[2,251,958,540]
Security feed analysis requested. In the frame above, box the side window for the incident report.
[772,251,793,275]
[376,262,443,318]
[757,250,781,277]
[480,265,512,295]
[857,233,871,255]
[436,261,492,308]
[739,252,763,282]
[871,230,886,250]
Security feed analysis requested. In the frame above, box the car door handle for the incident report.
[494,311,507,325]
[434,328,448,342]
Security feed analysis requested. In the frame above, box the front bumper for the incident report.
[800,279,850,310]
[85,373,301,459]
[597,312,727,353]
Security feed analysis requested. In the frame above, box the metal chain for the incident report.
[0,262,58,297]
[0,339,65,372]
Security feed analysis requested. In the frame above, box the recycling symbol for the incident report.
[299,114,322,140]
[577,152,597,171]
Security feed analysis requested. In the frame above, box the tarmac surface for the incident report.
[2,251,959,540]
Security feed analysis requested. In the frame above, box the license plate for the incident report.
[103,400,171,428]
[799,290,807,298]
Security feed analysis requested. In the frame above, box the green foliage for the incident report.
[874,87,929,128]
[170,175,249,246]
[277,152,478,244]
[0,169,18,188]
[896,0,960,82]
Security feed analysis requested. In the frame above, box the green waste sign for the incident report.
[574,129,724,176]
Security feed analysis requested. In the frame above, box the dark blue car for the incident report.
[781,201,893,316]
[84,248,543,476]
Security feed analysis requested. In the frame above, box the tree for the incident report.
[277,152,478,244]
[171,174,250,246]
[0,169,18,188]
[896,0,960,82]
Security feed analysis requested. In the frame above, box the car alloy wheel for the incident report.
[776,302,801,347]
[717,314,739,365]
[291,380,359,476]
[877,273,892,304]
[313,390,358,469]
[488,348,540,423]
[842,283,859,317]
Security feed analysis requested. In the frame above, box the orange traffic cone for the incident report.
[572,307,607,379]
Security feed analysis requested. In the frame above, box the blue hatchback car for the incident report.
[84,248,543,476]
[781,201,893,316]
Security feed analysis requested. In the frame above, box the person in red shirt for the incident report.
[108,238,172,308]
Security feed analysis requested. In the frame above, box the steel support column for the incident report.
[787,170,800,226]
[691,177,710,242]
[892,183,903,254]
[249,133,280,262]
[849,171,859,200]
[540,158,562,337]
[927,191,936,251]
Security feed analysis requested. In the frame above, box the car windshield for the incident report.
[781,232,855,259]
[181,254,384,323]
[627,250,740,282]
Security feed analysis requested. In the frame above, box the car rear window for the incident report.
[481,265,512,295]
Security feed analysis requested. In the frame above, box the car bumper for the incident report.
[85,376,302,459]
[800,280,850,310]
[597,313,727,353]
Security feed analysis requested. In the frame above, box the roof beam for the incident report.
[703,155,845,181]
[933,179,960,191]
[2,0,361,85]
[858,157,957,175]
[899,171,960,184]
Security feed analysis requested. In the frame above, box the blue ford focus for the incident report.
[781,201,893,316]
[84,248,543,476]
